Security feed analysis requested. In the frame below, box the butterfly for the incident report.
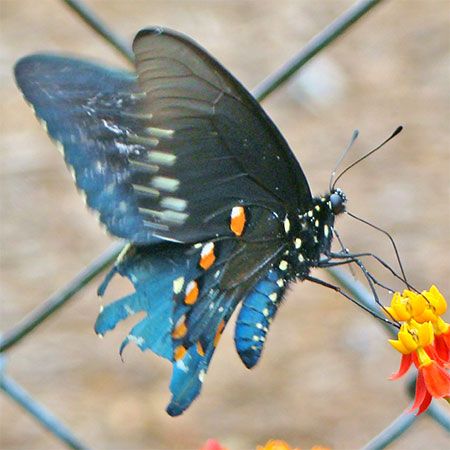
[15,27,350,416]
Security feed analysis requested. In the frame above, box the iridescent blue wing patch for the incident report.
[14,55,160,244]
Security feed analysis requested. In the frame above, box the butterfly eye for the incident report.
[330,191,346,215]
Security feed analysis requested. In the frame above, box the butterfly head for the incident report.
[329,188,347,216]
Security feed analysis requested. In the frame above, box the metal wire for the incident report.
[61,0,134,63]
[0,242,124,353]
[0,359,89,450]
[253,0,383,101]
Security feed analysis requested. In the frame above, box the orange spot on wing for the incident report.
[172,319,187,339]
[230,206,246,236]
[199,242,216,270]
[185,281,199,305]
[213,320,225,347]
[197,341,205,356]
[174,345,187,361]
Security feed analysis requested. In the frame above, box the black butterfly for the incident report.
[15,27,350,416]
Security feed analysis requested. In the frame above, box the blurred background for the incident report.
[1,1,449,449]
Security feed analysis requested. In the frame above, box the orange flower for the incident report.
[411,358,450,414]
[433,317,450,362]
[388,286,450,415]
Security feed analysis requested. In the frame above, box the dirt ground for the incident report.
[1,1,449,449]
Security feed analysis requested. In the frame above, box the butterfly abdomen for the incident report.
[235,267,287,368]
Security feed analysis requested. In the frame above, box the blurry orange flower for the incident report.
[201,439,329,450]
[257,440,298,450]
[200,439,228,450]
[256,440,329,450]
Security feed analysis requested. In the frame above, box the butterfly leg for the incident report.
[321,252,399,321]
[319,257,395,294]
[305,275,399,327]
[326,250,410,288]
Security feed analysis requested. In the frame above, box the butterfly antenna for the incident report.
[332,126,403,190]
[329,129,359,192]
[346,210,411,289]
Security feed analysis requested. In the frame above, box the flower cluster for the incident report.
[387,285,450,414]
[201,439,329,450]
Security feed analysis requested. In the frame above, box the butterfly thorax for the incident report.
[280,188,346,280]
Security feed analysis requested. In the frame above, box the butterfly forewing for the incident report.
[132,28,313,243]
[15,27,313,244]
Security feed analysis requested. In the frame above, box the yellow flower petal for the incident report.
[391,296,411,321]
[385,306,400,321]
[414,309,438,324]
[398,330,418,352]
[389,338,411,354]
[408,292,427,317]
[428,285,447,315]
[417,321,434,347]
[391,299,411,322]
[435,317,449,335]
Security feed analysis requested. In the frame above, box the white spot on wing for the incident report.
[160,197,187,212]
[39,119,48,132]
[146,127,175,138]
[201,242,214,258]
[173,276,185,294]
[161,210,188,224]
[284,217,290,234]
[128,334,144,346]
[151,176,179,192]
[133,184,160,197]
[176,359,189,373]
[127,133,159,147]
[55,140,65,156]
[231,206,243,218]
[148,151,177,166]
[129,158,159,173]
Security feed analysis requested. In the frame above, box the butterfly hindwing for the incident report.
[95,211,287,414]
